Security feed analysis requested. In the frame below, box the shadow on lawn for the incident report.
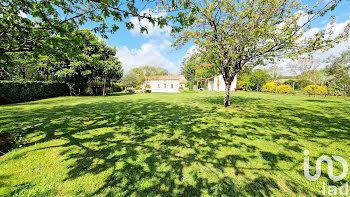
[1,94,349,196]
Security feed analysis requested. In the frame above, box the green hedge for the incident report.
[0,81,69,104]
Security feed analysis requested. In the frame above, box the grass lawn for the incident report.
[0,91,349,196]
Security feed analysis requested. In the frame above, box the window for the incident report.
[158,84,160,88]
[171,84,173,88]
[164,84,166,88]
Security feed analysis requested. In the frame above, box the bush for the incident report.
[327,85,345,96]
[284,79,313,90]
[127,88,135,94]
[0,81,69,104]
[135,85,141,90]
[89,86,104,96]
[277,85,293,93]
[237,81,248,91]
[112,83,124,92]
[144,89,152,93]
[318,86,328,95]
[304,85,328,96]
[283,80,296,88]
[262,82,276,93]
[297,79,314,89]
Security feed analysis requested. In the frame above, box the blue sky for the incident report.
[83,0,350,74]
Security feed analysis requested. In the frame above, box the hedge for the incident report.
[0,81,69,104]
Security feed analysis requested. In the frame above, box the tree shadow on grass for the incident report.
[202,95,350,141]
[1,94,348,196]
[304,99,344,104]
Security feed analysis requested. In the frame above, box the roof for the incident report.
[146,75,187,84]
[193,63,215,69]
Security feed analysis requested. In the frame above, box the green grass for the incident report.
[0,91,349,196]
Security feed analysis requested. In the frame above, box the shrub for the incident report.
[144,89,152,93]
[297,79,314,89]
[261,82,276,93]
[187,81,194,90]
[135,85,141,90]
[112,83,124,92]
[127,88,135,94]
[318,86,328,95]
[89,86,104,96]
[327,85,344,96]
[277,85,293,93]
[283,79,296,88]
[237,81,248,91]
[284,79,313,90]
[304,85,328,96]
[0,81,69,104]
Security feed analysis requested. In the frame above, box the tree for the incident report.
[1,0,197,59]
[181,54,202,89]
[325,49,350,96]
[132,65,169,85]
[287,57,320,80]
[2,52,40,81]
[268,65,283,82]
[102,57,124,96]
[121,65,168,88]
[38,30,123,95]
[250,69,270,92]
[310,69,326,86]
[121,71,139,88]
[174,0,349,106]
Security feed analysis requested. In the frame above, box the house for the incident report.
[207,74,237,91]
[145,75,187,93]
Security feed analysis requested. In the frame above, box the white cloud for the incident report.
[116,39,178,73]
[130,10,171,37]
[182,45,198,61]
[302,19,350,39]
[295,11,310,26]
[326,19,350,38]
[273,19,350,75]
[313,38,350,61]
[302,19,350,61]
[269,37,350,76]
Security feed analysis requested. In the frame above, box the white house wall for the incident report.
[146,79,182,93]
[209,75,237,91]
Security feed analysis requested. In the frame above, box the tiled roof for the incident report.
[193,63,215,69]
[146,75,187,84]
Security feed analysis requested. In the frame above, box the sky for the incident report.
[83,0,350,75]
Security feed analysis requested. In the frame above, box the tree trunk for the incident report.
[217,75,220,96]
[224,82,231,107]
[103,75,107,96]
